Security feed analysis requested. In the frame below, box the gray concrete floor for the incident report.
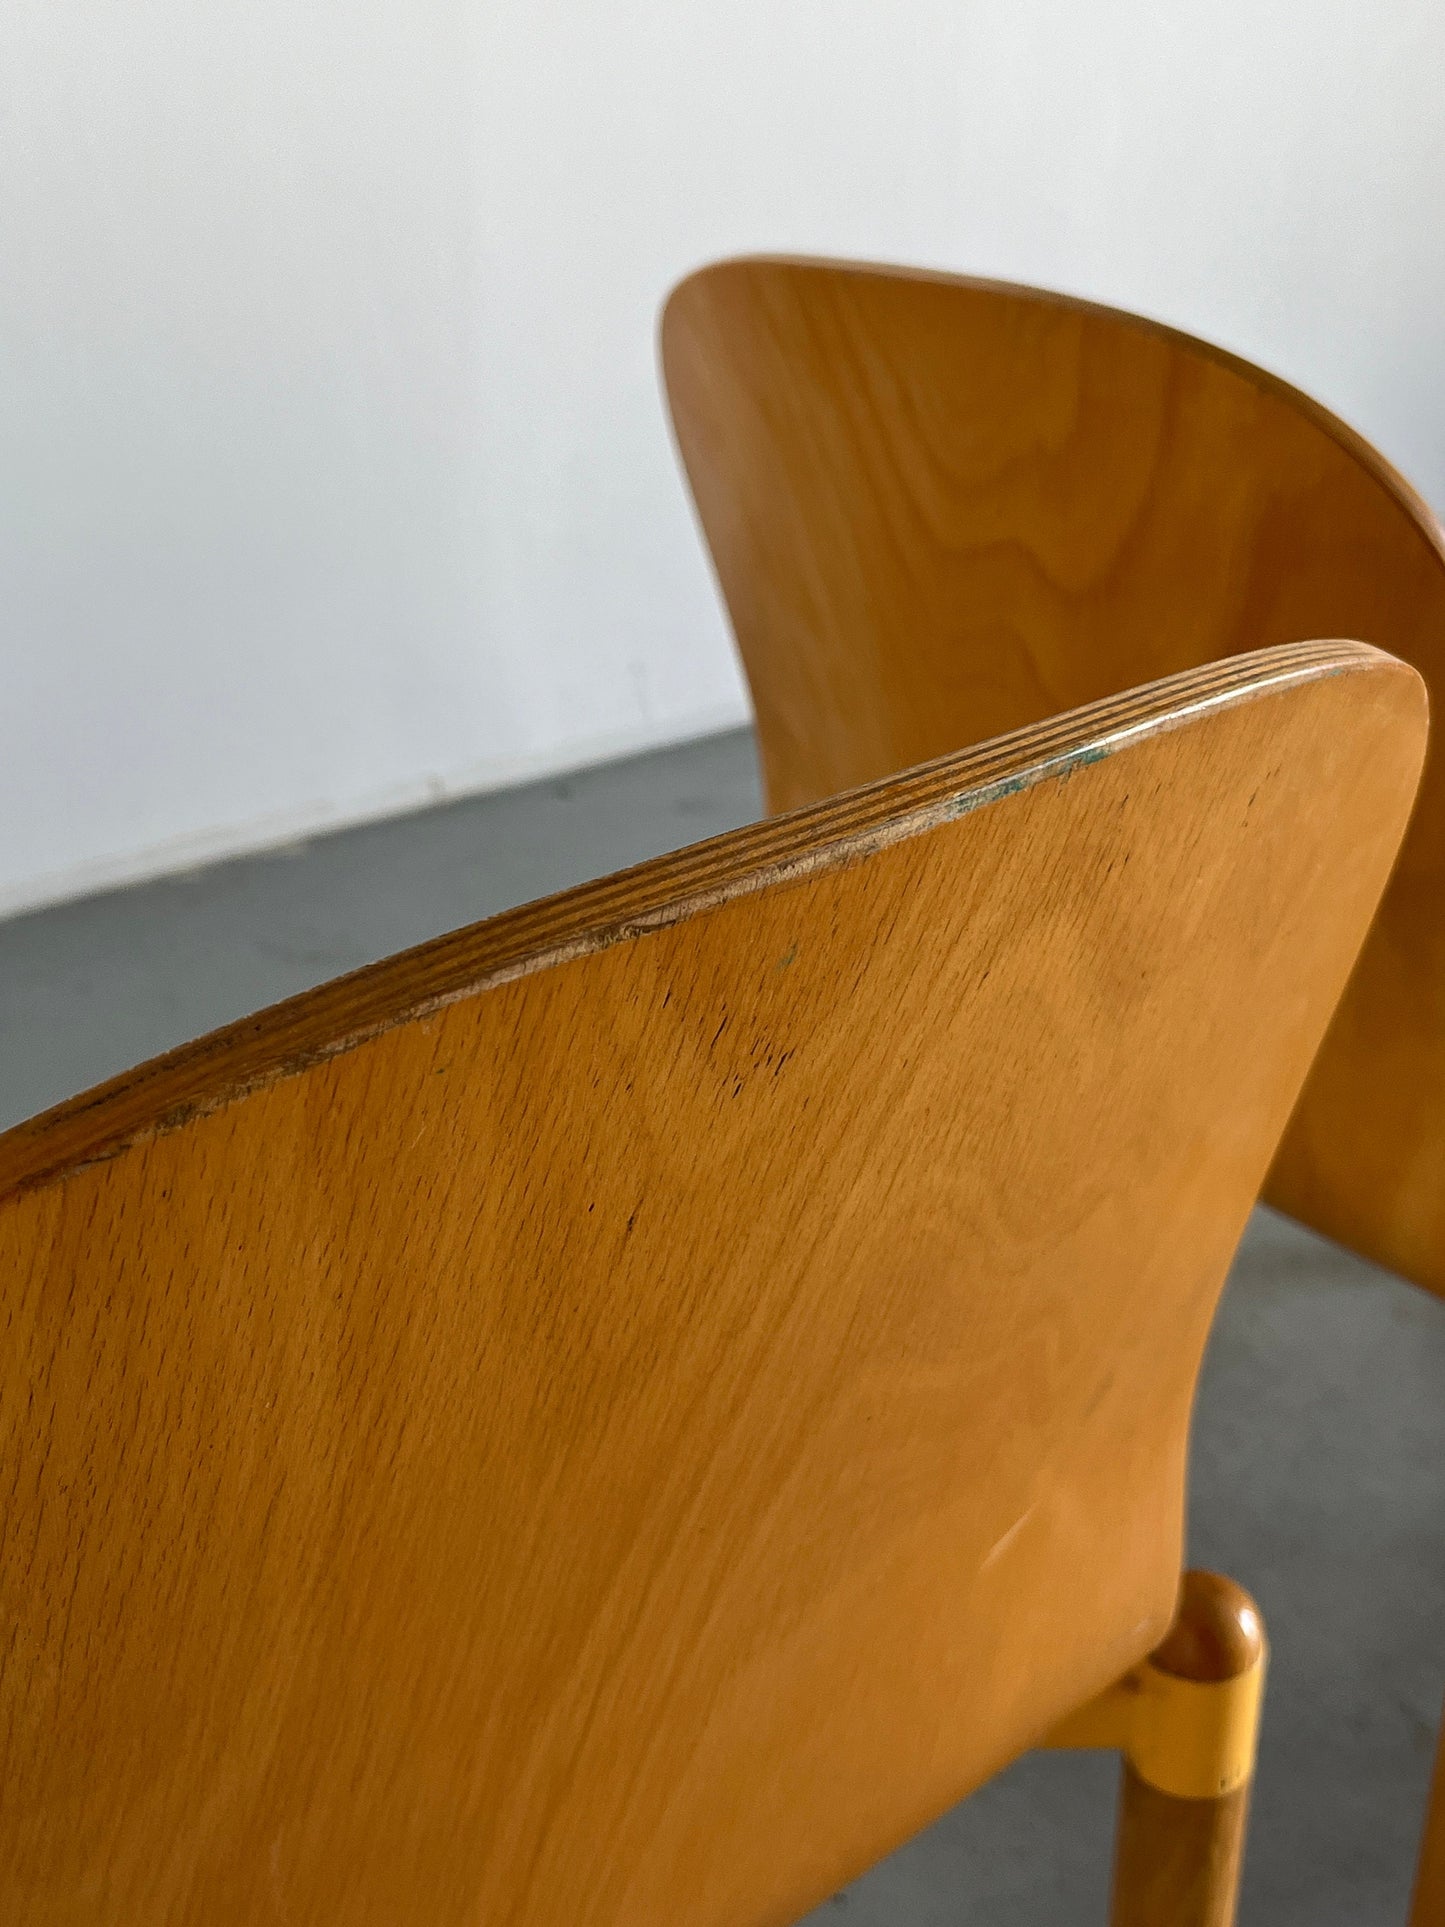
[1,726,1442,1924]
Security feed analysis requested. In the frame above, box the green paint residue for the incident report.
[944,740,1118,817]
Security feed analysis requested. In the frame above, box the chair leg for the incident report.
[1110,1760,1251,1927]
[1410,1697,1445,1927]
[1041,1569,1267,1927]
[1107,1572,1266,1927]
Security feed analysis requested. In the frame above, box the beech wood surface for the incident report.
[662,255,1445,1300]
[0,644,1424,1927]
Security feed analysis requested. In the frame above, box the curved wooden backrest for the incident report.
[663,256,1445,1296]
[0,645,1424,1927]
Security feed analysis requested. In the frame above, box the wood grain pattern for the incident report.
[1112,1772,1251,1927]
[0,644,1424,1927]
[662,255,1445,1300]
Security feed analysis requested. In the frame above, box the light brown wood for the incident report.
[1112,1771,1250,1927]
[1046,1572,1264,1924]
[663,262,1445,1914]
[662,254,1445,1301]
[0,644,1424,1926]
[1107,1573,1266,1927]
[1148,1572,1266,1687]
[1044,1571,1265,1803]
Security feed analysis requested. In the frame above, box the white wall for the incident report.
[3,0,1443,915]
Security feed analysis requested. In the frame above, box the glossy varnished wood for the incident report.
[663,255,1445,1299]
[0,645,1424,1926]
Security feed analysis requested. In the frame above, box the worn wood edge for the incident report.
[0,641,1409,1202]
[660,254,1445,579]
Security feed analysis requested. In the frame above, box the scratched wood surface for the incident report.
[663,255,1445,1302]
[0,644,1425,1927]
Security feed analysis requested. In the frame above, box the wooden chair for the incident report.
[0,643,1424,1926]
[663,262,1445,1921]
[662,254,1445,1302]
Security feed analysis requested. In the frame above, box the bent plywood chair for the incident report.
[662,262,1445,1920]
[0,644,1425,1927]
[662,255,1445,1301]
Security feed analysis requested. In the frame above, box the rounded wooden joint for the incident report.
[1152,1572,1266,1685]
[1127,1571,1267,1801]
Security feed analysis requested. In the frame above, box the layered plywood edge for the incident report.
[0,638,1386,1201]
[0,640,1426,1927]
[663,252,1445,1297]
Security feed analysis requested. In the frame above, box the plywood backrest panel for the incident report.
[663,258,1445,1292]
[0,645,1425,1927]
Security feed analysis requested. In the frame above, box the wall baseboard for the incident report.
[0,700,752,924]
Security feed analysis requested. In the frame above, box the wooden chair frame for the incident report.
[0,644,1425,1927]
[662,255,1445,1922]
